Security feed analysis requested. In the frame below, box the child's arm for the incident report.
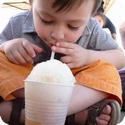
[52,19,125,69]
[84,48,125,69]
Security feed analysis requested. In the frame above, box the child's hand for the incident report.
[51,42,89,68]
[0,38,43,65]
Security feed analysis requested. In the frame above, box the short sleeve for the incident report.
[86,19,118,50]
[0,12,27,44]
[0,19,13,44]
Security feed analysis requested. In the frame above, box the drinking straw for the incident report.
[50,51,55,60]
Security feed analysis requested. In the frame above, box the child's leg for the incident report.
[0,100,111,125]
[66,84,112,125]
[68,84,108,115]
[0,83,112,125]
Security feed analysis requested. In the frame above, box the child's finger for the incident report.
[31,43,43,54]
[18,46,33,63]
[11,50,28,64]
[52,46,73,55]
[7,51,20,64]
[22,41,42,58]
[60,56,72,64]
[67,62,75,68]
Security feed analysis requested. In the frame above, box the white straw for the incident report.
[50,51,55,59]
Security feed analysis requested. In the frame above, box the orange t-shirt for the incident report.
[0,52,32,100]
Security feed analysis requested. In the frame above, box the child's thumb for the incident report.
[32,43,43,53]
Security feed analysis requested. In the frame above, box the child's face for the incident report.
[94,15,104,27]
[32,0,95,46]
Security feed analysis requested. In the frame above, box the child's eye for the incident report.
[68,25,80,31]
[41,19,53,25]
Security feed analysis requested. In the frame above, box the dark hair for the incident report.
[52,0,102,14]
[30,0,102,15]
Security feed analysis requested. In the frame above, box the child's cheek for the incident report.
[36,27,49,41]
[67,31,83,43]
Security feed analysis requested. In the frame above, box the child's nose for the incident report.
[50,27,65,42]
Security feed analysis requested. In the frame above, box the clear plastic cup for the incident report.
[25,81,74,125]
